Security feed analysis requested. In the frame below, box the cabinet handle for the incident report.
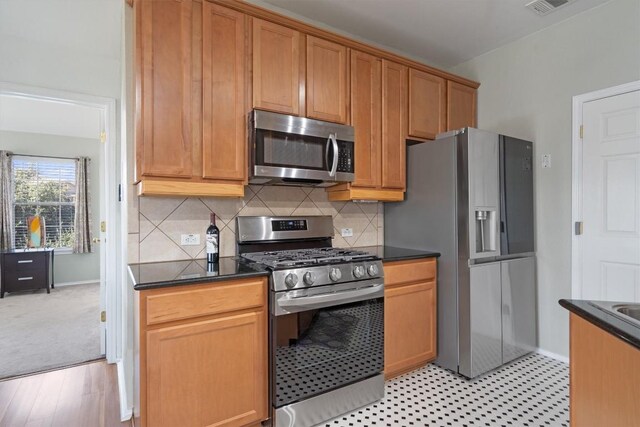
[18,276,34,281]
[18,260,33,264]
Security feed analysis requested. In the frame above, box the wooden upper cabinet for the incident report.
[136,0,193,179]
[408,69,446,140]
[381,60,407,190]
[252,19,302,115]
[447,81,477,130]
[306,36,348,124]
[202,2,246,181]
[350,50,381,188]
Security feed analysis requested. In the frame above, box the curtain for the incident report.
[0,151,14,251]
[73,157,92,253]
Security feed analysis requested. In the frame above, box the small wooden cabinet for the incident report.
[306,36,348,124]
[202,2,247,182]
[135,0,246,197]
[447,80,477,130]
[136,0,193,180]
[349,50,381,188]
[252,18,303,116]
[383,258,437,379]
[408,69,446,140]
[569,314,640,427]
[326,56,407,202]
[137,277,268,427]
[381,60,407,191]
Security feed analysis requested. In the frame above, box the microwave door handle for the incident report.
[325,134,332,173]
[329,133,339,177]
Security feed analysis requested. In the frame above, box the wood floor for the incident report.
[0,360,132,427]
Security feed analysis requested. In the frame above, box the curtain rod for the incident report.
[6,153,90,161]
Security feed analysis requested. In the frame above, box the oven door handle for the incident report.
[328,133,339,177]
[275,283,384,315]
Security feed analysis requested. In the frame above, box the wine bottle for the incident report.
[206,212,219,263]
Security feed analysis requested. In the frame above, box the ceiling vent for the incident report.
[525,0,571,16]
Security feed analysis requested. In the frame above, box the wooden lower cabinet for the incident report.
[137,278,268,427]
[569,314,640,427]
[383,258,437,379]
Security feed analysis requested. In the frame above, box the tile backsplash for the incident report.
[128,185,383,264]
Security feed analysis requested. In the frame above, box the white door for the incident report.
[580,89,640,301]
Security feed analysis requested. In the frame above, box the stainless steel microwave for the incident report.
[249,110,355,187]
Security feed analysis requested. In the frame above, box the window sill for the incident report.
[54,248,74,255]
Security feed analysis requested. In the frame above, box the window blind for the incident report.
[12,157,76,249]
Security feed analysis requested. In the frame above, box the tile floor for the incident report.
[323,353,569,427]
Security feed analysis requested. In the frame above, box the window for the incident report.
[12,157,76,249]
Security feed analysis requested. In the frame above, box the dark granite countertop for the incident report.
[129,257,270,291]
[130,246,439,291]
[355,245,440,262]
[559,299,640,350]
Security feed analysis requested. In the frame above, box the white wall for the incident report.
[0,130,101,285]
[451,0,640,358]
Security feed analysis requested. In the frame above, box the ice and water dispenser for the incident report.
[474,209,497,254]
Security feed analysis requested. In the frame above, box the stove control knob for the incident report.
[285,273,298,288]
[353,265,365,279]
[329,268,342,282]
[303,272,316,285]
[367,264,379,276]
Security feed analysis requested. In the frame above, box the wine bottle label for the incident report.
[206,235,218,254]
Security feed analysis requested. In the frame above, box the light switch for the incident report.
[542,154,551,169]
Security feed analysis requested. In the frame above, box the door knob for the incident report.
[92,237,101,244]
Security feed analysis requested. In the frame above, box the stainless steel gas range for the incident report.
[236,216,385,427]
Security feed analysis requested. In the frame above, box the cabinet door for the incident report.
[350,50,381,188]
[384,280,436,378]
[408,69,446,140]
[202,3,246,181]
[381,60,407,190]
[136,0,193,178]
[447,81,477,130]
[252,19,301,115]
[306,36,348,124]
[146,310,267,427]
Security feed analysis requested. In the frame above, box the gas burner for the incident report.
[241,248,376,269]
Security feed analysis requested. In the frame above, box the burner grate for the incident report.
[241,248,376,268]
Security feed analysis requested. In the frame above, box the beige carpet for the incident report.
[0,283,103,379]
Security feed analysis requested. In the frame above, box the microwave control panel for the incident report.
[337,141,354,173]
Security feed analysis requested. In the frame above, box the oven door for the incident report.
[270,280,384,410]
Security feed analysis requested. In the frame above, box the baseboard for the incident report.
[117,359,133,422]
[55,279,100,287]
[536,348,569,364]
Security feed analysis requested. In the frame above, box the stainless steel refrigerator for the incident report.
[385,127,536,378]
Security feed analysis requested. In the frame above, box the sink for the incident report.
[589,301,640,328]
[615,305,640,322]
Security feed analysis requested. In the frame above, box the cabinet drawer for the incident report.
[144,278,267,326]
[4,252,46,272]
[384,258,436,286]
[4,269,48,290]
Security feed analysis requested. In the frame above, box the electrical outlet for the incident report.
[341,228,353,237]
[180,234,201,245]
[542,154,552,168]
